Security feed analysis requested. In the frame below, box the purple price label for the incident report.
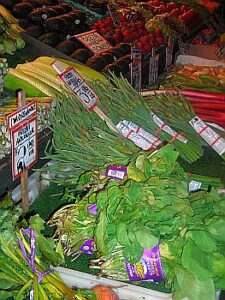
[80,238,95,255]
[106,166,127,180]
[88,204,97,216]
[125,244,165,282]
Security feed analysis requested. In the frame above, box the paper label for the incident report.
[106,165,127,180]
[216,41,225,59]
[190,116,225,156]
[151,113,187,143]
[131,48,142,92]
[165,39,173,70]
[87,204,97,216]
[178,40,189,55]
[58,67,98,110]
[30,290,34,300]
[75,30,113,54]
[149,51,159,85]
[7,100,37,130]
[117,120,162,150]
[125,244,165,282]
[189,180,202,192]
[80,238,95,255]
[11,116,38,181]
[137,128,162,148]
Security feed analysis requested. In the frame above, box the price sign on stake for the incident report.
[75,30,113,54]
[149,48,159,85]
[165,38,174,70]
[58,66,98,110]
[178,38,189,55]
[53,61,119,133]
[7,100,37,130]
[131,48,142,91]
[7,91,38,213]
[11,115,37,181]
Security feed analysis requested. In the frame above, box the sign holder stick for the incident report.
[52,62,120,134]
[17,90,29,214]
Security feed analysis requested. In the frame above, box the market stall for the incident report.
[0,0,225,299]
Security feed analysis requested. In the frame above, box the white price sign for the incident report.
[149,49,159,85]
[178,40,189,55]
[131,48,142,91]
[165,38,174,70]
[75,30,113,54]
[58,66,98,110]
[7,100,37,130]
[11,116,37,180]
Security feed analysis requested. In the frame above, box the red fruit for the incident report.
[154,28,162,36]
[171,8,180,17]
[122,29,130,37]
[181,5,188,12]
[155,37,164,44]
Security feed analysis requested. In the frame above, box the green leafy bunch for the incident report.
[86,144,225,300]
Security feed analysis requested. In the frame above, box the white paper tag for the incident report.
[151,113,188,143]
[131,48,142,91]
[107,170,125,180]
[178,40,189,55]
[149,51,159,85]
[165,38,173,70]
[117,120,162,151]
[190,116,225,156]
[58,66,98,110]
[30,290,34,300]
[189,180,202,192]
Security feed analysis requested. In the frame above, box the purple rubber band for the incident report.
[18,228,51,283]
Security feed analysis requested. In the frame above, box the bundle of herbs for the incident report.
[43,93,148,186]
[90,145,225,299]
[48,144,225,299]
[142,89,225,160]
[90,74,204,164]
[0,203,100,300]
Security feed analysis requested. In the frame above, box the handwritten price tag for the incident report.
[149,48,159,85]
[75,30,113,54]
[165,38,174,70]
[178,39,189,55]
[131,48,142,91]
[58,66,98,110]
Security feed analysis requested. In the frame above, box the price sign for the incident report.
[58,66,98,110]
[216,41,225,59]
[165,38,174,70]
[131,48,142,91]
[107,4,120,27]
[75,30,113,54]
[7,100,37,130]
[178,39,189,55]
[11,115,37,180]
[149,48,159,85]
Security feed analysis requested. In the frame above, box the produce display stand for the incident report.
[0,2,225,299]
[0,32,90,199]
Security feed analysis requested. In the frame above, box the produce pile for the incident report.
[160,63,225,129]
[48,142,225,300]
[0,0,216,79]
[0,55,105,160]
[0,5,24,55]
[0,197,120,299]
